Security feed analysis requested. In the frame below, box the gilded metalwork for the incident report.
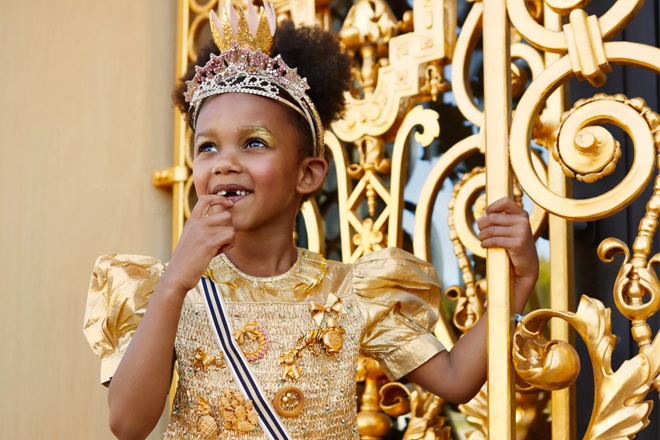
[514,296,660,439]
[332,0,455,142]
[379,382,451,439]
[356,357,392,440]
[159,0,660,438]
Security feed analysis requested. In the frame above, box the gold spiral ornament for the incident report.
[510,42,660,221]
[551,95,627,183]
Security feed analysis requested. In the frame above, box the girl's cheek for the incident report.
[192,163,210,196]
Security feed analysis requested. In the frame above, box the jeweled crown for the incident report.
[184,1,324,157]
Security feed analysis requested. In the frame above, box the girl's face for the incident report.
[192,93,324,233]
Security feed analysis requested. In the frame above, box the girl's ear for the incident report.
[297,156,328,195]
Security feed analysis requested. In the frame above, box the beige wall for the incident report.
[0,1,178,438]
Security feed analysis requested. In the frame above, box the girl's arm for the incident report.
[107,195,235,440]
[406,197,538,404]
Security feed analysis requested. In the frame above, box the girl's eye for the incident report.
[245,138,268,149]
[198,143,217,154]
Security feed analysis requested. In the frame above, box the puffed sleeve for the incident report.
[353,247,446,381]
[83,254,165,386]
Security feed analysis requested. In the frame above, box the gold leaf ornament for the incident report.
[219,388,259,434]
[513,295,660,439]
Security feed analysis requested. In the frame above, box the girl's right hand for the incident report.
[160,194,235,293]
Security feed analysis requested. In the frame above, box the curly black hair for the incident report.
[173,20,353,158]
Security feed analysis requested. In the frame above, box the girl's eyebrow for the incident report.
[236,125,276,137]
[195,129,216,141]
[236,125,280,144]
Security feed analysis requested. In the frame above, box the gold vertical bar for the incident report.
[169,0,191,414]
[483,0,514,438]
[544,6,576,440]
[172,0,190,253]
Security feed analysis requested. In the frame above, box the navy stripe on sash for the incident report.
[200,277,291,440]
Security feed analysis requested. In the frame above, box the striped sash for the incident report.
[199,277,293,440]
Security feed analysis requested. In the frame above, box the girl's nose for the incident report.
[211,149,241,174]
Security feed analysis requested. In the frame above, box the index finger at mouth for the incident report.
[191,194,233,218]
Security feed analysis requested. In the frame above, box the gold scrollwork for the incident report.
[510,45,660,221]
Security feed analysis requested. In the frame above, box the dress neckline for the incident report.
[219,249,303,283]
[207,248,327,295]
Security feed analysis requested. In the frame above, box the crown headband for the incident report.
[183,2,325,157]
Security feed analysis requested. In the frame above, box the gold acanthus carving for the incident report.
[513,295,660,439]
[332,0,455,142]
[379,383,451,440]
[459,384,487,440]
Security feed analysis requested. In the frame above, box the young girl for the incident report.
[83,4,538,440]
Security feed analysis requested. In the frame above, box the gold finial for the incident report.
[210,1,277,54]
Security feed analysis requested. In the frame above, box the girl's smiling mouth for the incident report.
[212,184,253,203]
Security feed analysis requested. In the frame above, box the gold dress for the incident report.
[83,247,445,440]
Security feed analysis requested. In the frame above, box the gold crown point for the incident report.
[210,2,276,54]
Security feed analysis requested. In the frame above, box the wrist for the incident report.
[157,272,192,299]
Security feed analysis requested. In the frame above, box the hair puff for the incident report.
[172,21,353,131]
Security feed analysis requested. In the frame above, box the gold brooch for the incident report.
[232,321,269,361]
[193,347,225,372]
[197,397,219,439]
[309,293,345,326]
[220,388,259,434]
[273,385,304,417]
[278,348,303,381]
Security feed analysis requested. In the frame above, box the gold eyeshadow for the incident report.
[237,126,278,147]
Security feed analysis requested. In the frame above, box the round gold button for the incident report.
[273,385,304,417]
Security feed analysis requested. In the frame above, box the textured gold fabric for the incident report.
[83,254,165,385]
[83,247,445,439]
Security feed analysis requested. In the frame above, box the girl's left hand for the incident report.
[476,197,539,288]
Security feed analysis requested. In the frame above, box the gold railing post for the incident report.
[171,0,190,253]
[543,7,576,440]
[483,0,514,438]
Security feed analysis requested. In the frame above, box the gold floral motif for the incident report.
[193,347,225,372]
[353,218,385,253]
[219,388,259,434]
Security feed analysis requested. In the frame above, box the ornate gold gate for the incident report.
[154,0,660,438]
